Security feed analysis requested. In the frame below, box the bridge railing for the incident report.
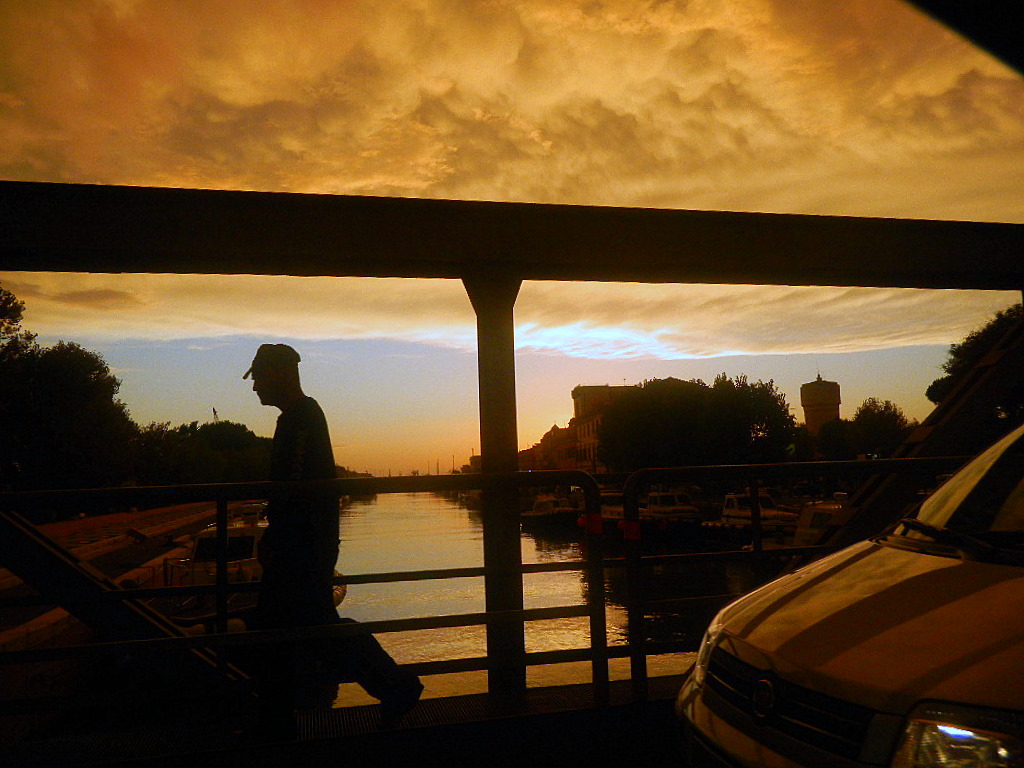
[0,458,966,712]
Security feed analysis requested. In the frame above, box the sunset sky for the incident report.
[1,1,1021,475]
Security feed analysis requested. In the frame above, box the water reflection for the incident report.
[335,492,772,670]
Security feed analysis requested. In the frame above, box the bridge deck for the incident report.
[6,675,685,768]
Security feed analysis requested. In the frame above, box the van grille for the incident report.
[705,646,875,760]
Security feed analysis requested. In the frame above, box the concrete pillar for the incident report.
[462,272,526,700]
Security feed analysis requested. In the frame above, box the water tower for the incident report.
[800,375,841,435]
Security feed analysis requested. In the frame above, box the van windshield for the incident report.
[916,423,1024,541]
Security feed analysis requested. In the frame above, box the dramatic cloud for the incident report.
[0,0,1020,220]
[3,273,1015,362]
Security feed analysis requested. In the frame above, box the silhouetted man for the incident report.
[244,343,421,740]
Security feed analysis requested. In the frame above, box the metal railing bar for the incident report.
[616,456,966,489]
[0,545,841,608]
[335,566,486,583]
[401,647,634,678]
[0,457,965,511]
[401,656,491,676]
[0,545,843,608]
[0,456,963,515]
[403,645,674,676]
[0,605,596,665]
[0,468,604,510]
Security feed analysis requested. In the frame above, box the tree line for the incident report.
[595,376,920,472]
[0,284,363,501]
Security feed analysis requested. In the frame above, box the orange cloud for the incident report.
[2,272,1016,362]
[0,0,1019,220]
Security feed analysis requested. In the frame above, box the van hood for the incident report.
[719,541,1024,713]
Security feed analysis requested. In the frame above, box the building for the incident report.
[518,424,576,471]
[571,384,638,473]
[517,384,638,474]
[800,375,842,436]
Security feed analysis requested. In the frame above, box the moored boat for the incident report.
[521,493,582,526]
[791,492,854,546]
[155,502,346,625]
[718,490,798,529]
[641,490,703,529]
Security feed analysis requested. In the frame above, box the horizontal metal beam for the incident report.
[2,181,1022,290]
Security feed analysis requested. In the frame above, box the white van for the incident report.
[676,422,1024,767]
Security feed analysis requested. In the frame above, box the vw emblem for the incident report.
[751,678,776,718]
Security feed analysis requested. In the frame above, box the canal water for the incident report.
[331,492,771,704]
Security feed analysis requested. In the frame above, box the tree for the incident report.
[817,418,858,461]
[0,285,38,487]
[1,286,36,360]
[597,378,707,471]
[134,420,273,485]
[0,284,37,363]
[851,398,915,458]
[597,375,795,472]
[2,284,138,492]
[705,374,796,464]
[814,398,916,460]
[927,304,1023,407]
[4,341,137,491]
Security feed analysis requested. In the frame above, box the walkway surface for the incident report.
[6,672,687,768]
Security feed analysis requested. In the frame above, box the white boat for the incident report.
[719,490,799,529]
[642,490,703,527]
[599,490,625,523]
[791,492,854,546]
[157,502,346,624]
[521,492,582,525]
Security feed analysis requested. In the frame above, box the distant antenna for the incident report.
[212,407,219,422]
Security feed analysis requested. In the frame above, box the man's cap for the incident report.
[243,343,301,379]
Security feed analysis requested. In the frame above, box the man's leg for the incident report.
[328,618,423,725]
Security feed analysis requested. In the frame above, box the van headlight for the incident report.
[691,612,725,688]
[891,702,1024,767]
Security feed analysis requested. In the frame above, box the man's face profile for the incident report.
[246,344,301,409]
[251,366,285,407]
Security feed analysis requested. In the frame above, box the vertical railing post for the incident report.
[463,272,527,704]
[748,479,763,554]
[621,474,648,702]
[580,475,609,706]
[214,498,229,635]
